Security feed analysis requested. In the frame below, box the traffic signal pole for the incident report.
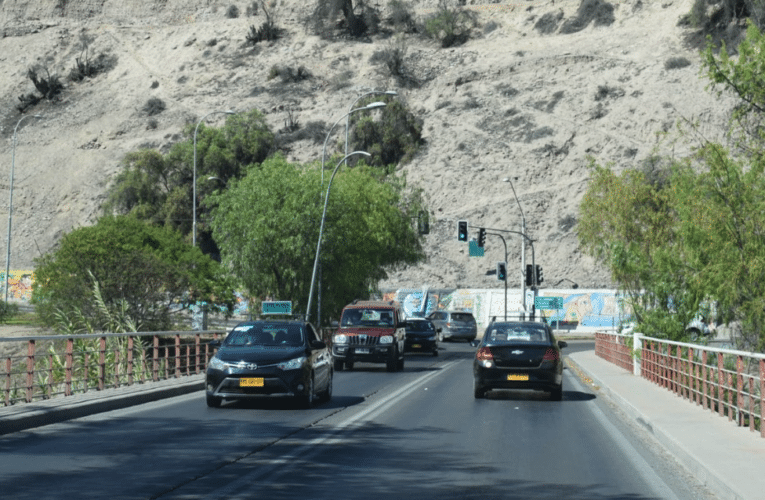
[483,226,536,319]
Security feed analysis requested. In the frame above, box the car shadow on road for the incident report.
[219,394,365,411]
[481,389,596,402]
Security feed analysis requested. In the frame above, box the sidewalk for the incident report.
[0,374,203,435]
[566,349,765,500]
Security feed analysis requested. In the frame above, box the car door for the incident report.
[307,324,330,390]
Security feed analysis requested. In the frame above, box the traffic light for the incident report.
[477,228,486,248]
[458,220,468,242]
[535,265,544,284]
[525,264,533,286]
[497,262,507,281]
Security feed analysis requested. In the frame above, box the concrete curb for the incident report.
[0,376,204,436]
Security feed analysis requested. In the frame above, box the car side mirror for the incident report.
[330,320,339,328]
[558,340,568,349]
[436,328,442,333]
[208,339,221,349]
[311,339,327,350]
[470,339,481,348]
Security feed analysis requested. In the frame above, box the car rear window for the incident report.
[451,313,474,322]
[485,325,548,343]
[225,324,304,347]
[407,321,434,332]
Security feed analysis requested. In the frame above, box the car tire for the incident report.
[206,393,222,408]
[387,347,398,372]
[550,383,563,401]
[397,351,405,371]
[433,348,439,357]
[473,379,486,399]
[334,359,344,371]
[300,376,315,409]
[345,361,354,371]
[320,372,333,402]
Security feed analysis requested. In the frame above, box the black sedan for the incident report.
[404,318,440,356]
[472,321,566,400]
[205,320,333,408]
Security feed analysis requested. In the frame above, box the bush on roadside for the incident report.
[422,0,477,48]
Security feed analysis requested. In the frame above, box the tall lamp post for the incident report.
[193,110,235,247]
[306,151,371,323]
[5,114,43,303]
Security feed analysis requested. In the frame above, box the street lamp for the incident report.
[344,90,397,162]
[193,110,235,247]
[5,114,43,303]
[306,151,371,323]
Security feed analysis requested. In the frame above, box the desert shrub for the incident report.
[67,33,118,82]
[560,0,615,34]
[423,0,477,48]
[387,0,418,33]
[246,1,282,44]
[558,214,577,232]
[246,1,259,16]
[594,85,624,101]
[280,66,312,83]
[0,300,19,324]
[147,118,158,130]
[349,95,424,169]
[329,70,353,90]
[276,119,328,147]
[370,36,407,77]
[143,97,166,116]
[665,56,692,69]
[483,21,499,35]
[18,65,64,111]
[310,0,380,38]
[535,10,564,34]
[226,5,240,18]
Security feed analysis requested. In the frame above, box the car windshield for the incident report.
[484,324,548,344]
[407,321,434,332]
[224,323,304,347]
[341,308,394,327]
[451,313,474,323]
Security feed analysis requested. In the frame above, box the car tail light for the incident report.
[476,347,493,361]
[543,349,559,362]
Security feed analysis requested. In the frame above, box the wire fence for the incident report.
[1,331,224,407]
[596,332,765,438]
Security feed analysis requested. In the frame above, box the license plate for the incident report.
[355,348,369,354]
[240,377,264,387]
[412,344,422,348]
[507,374,529,381]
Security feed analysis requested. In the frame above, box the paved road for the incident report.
[0,341,717,500]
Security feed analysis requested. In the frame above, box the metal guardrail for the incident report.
[1,331,225,407]
[595,332,765,438]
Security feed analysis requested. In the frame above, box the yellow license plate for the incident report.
[412,344,421,348]
[240,377,264,387]
[507,374,529,381]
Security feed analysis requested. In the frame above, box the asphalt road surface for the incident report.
[0,341,717,500]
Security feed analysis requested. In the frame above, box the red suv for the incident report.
[332,300,406,372]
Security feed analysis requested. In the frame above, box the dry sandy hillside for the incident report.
[0,0,740,292]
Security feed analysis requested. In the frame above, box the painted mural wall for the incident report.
[1,271,34,301]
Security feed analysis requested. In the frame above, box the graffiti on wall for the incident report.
[0,271,34,301]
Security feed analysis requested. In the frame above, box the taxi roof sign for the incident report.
[262,301,292,315]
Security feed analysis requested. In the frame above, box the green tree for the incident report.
[210,155,424,324]
[577,160,703,339]
[103,109,274,255]
[32,216,236,332]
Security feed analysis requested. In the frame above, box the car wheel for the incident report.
[397,351,405,371]
[334,359,344,371]
[550,383,563,401]
[473,379,486,399]
[206,393,222,408]
[320,372,333,402]
[433,348,439,357]
[386,347,398,372]
[300,376,315,409]
[345,361,354,371]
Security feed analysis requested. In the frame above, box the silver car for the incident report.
[427,311,477,342]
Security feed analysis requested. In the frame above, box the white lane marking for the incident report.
[200,360,461,500]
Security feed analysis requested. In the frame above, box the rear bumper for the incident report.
[473,364,561,391]
[405,337,437,352]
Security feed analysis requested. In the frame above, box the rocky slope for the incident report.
[0,0,738,291]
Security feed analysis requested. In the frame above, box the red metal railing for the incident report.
[596,332,765,438]
[1,331,223,406]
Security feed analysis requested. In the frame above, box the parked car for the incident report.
[427,310,477,342]
[205,319,333,408]
[472,321,566,401]
[404,318,440,356]
[332,300,406,372]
